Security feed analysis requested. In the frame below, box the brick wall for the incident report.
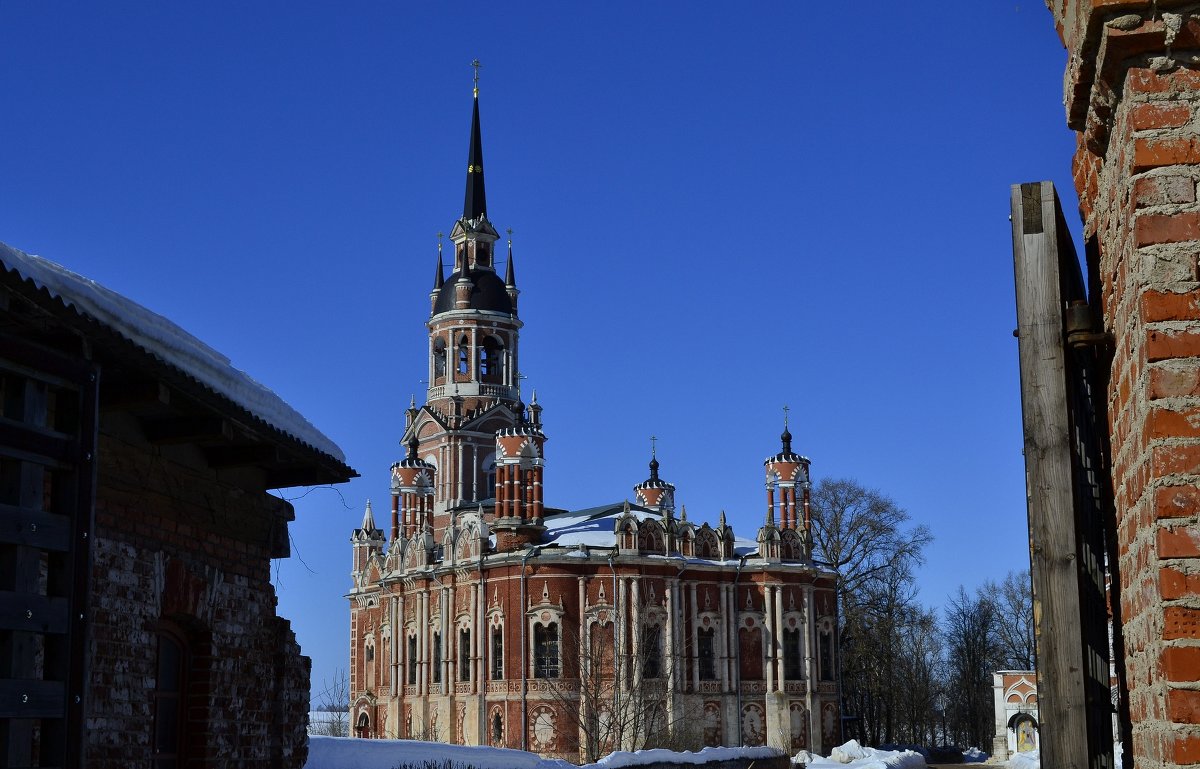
[1046,3,1200,767]
[86,414,310,768]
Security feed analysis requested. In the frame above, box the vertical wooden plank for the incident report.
[1011,181,1090,769]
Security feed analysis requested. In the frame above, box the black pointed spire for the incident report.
[505,231,516,287]
[463,66,487,220]
[433,242,445,290]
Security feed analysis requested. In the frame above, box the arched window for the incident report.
[534,623,559,678]
[491,711,504,745]
[818,628,834,682]
[491,627,504,680]
[431,632,442,684]
[457,336,470,375]
[479,336,504,383]
[153,629,187,767]
[433,338,447,379]
[356,712,370,739]
[459,628,472,682]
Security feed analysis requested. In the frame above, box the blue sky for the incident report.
[1,2,1080,699]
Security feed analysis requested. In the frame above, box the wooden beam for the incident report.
[1011,181,1093,769]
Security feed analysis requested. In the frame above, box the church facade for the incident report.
[347,84,840,762]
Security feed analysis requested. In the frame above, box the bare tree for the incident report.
[987,569,1035,670]
[536,621,703,762]
[310,669,350,737]
[809,478,932,606]
[943,586,1003,748]
[809,478,933,746]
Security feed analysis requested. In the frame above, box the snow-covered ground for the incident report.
[305,736,1006,769]
[306,736,783,769]
[796,740,927,768]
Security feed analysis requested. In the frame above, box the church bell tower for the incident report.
[397,65,543,542]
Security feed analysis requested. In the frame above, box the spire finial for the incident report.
[410,393,416,409]
[471,59,481,98]
[651,435,658,458]
[504,228,517,287]
[433,234,445,289]
[783,404,789,429]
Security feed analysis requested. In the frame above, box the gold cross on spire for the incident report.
[650,435,658,458]
[437,231,444,253]
[783,404,790,429]
[471,59,481,97]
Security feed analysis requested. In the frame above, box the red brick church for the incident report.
[347,81,840,762]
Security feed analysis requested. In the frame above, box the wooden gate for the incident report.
[0,332,97,768]
[1011,181,1130,769]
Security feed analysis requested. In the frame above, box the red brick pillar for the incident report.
[1047,4,1200,766]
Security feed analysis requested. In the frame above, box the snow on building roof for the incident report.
[542,502,757,557]
[0,241,347,466]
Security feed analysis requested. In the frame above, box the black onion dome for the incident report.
[433,269,514,315]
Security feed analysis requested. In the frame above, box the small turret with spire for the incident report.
[352,499,386,574]
[634,437,676,514]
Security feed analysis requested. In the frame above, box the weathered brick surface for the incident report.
[86,420,310,768]
[1046,3,1200,767]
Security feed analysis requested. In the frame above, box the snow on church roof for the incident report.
[0,241,347,466]
[542,502,757,556]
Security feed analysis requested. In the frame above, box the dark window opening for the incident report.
[407,636,418,685]
[819,631,834,682]
[642,625,663,679]
[491,627,504,680]
[783,628,802,680]
[432,633,442,684]
[433,339,447,379]
[459,629,471,682]
[491,712,503,745]
[479,337,504,383]
[534,623,559,679]
[153,630,186,769]
[698,628,716,681]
